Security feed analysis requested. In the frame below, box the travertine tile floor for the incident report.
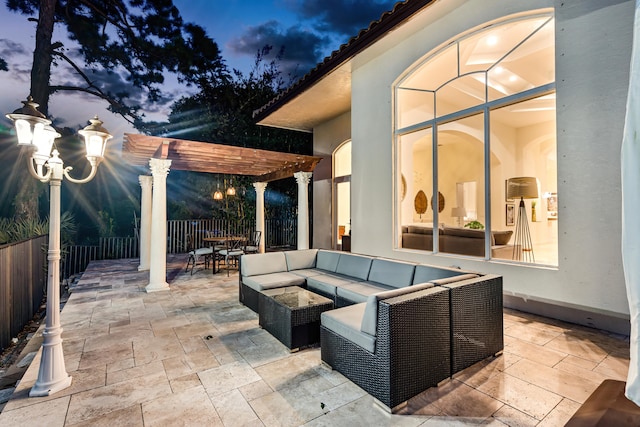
[0,256,631,426]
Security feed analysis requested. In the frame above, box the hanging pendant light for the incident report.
[226,177,236,196]
[213,182,223,200]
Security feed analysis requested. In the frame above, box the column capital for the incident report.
[294,171,312,186]
[253,182,268,193]
[149,158,171,177]
[139,175,152,188]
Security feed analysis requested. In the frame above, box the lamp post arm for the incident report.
[62,162,99,184]
[26,156,53,182]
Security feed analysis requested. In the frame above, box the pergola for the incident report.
[122,134,322,292]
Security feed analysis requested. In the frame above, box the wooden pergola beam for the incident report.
[123,134,322,182]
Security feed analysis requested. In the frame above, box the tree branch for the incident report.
[51,49,140,124]
[50,85,138,125]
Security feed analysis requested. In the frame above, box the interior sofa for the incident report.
[239,249,503,412]
[401,225,514,258]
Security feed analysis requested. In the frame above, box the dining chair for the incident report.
[185,233,214,275]
[244,230,262,254]
[217,236,244,276]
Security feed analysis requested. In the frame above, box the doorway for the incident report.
[333,141,351,250]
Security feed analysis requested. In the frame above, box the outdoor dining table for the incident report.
[203,235,247,273]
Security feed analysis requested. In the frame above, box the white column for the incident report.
[253,182,267,253]
[294,172,313,250]
[146,158,171,293]
[138,175,152,271]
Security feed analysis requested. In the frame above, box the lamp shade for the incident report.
[78,116,112,162]
[451,207,466,217]
[6,97,51,147]
[31,125,60,167]
[507,177,539,199]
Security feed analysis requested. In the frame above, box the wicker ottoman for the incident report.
[259,286,334,351]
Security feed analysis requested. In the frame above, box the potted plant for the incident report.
[464,220,484,230]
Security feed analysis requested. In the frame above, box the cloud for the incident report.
[0,38,29,59]
[226,1,396,79]
[51,47,178,119]
[227,20,330,78]
[285,0,396,36]
[0,39,31,82]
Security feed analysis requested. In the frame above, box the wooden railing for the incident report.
[0,217,297,351]
[63,218,297,279]
[63,236,139,280]
[0,235,47,353]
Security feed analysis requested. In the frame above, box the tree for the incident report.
[5,0,229,222]
[6,0,228,122]
[154,47,313,221]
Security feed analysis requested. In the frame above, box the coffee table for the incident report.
[258,286,334,351]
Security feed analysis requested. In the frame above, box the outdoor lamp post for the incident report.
[6,97,112,397]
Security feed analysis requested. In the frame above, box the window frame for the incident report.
[394,12,556,263]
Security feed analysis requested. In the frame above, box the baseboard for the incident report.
[504,294,631,336]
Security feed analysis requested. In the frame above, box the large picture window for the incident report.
[396,12,557,266]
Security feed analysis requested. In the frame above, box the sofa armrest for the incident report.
[360,283,434,336]
[439,274,503,374]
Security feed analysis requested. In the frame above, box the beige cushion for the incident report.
[242,272,306,291]
[240,252,287,277]
[285,249,318,271]
[321,303,376,353]
[413,264,468,285]
[367,258,416,288]
[306,273,359,298]
[290,268,324,278]
[316,250,341,272]
[336,282,394,305]
[335,253,373,280]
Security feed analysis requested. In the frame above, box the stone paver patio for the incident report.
[0,255,631,426]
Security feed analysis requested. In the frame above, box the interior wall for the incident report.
[313,112,351,249]
[346,0,633,332]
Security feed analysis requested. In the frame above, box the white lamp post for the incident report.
[6,97,112,397]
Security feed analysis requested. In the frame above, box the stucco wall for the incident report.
[342,0,633,331]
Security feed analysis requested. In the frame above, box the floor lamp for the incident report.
[507,177,539,262]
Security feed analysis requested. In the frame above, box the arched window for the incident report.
[396,12,557,266]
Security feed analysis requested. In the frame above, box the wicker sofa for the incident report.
[239,249,503,412]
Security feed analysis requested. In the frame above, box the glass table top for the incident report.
[262,286,332,309]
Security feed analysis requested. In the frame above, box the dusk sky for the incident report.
[0,0,396,143]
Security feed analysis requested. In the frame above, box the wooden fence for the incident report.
[0,235,47,353]
[63,218,297,279]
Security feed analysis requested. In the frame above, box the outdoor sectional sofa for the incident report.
[239,249,503,412]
